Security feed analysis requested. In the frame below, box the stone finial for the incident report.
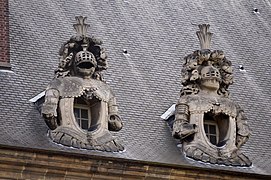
[73,16,90,37]
[196,24,213,49]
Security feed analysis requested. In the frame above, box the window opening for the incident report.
[204,112,229,146]
[204,120,219,145]
[74,98,91,130]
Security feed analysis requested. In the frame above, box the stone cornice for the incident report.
[0,145,269,179]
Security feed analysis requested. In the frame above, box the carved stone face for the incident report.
[75,50,97,78]
[200,65,221,91]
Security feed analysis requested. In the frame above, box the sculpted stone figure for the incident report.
[173,24,251,166]
[42,16,124,152]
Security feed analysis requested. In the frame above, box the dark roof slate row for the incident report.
[0,0,270,175]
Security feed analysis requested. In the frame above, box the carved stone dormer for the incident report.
[172,24,251,166]
[41,16,124,152]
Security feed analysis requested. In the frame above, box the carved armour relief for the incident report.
[42,17,124,152]
[173,24,251,166]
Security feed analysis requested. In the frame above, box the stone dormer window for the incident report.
[41,16,124,152]
[171,24,251,166]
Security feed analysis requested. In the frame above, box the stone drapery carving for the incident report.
[41,16,124,152]
[173,24,251,166]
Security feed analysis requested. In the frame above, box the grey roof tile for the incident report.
[0,0,270,176]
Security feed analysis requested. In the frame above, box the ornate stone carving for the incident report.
[41,16,124,152]
[173,24,251,166]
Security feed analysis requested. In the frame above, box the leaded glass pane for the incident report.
[81,120,89,130]
[74,108,80,118]
[81,109,88,119]
[204,124,208,133]
[209,124,216,134]
[210,135,217,145]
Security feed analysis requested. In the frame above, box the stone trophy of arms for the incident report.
[42,17,124,152]
[172,24,251,166]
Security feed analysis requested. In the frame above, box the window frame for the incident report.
[73,103,91,130]
[204,120,219,145]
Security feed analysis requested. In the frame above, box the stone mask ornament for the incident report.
[173,24,251,166]
[42,16,124,152]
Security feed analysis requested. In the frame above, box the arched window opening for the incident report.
[204,111,229,147]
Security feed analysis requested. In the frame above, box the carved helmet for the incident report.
[75,50,97,69]
[74,43,97,77]
[200,64,221,81]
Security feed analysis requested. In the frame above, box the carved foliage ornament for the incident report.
[173,24,251,166]
[42,16,124,152]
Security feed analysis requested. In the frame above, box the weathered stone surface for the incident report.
[41,16,124,152]
[0,146,268,180]
[173,24,251,166]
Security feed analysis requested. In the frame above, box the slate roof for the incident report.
[0,0,271,176]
